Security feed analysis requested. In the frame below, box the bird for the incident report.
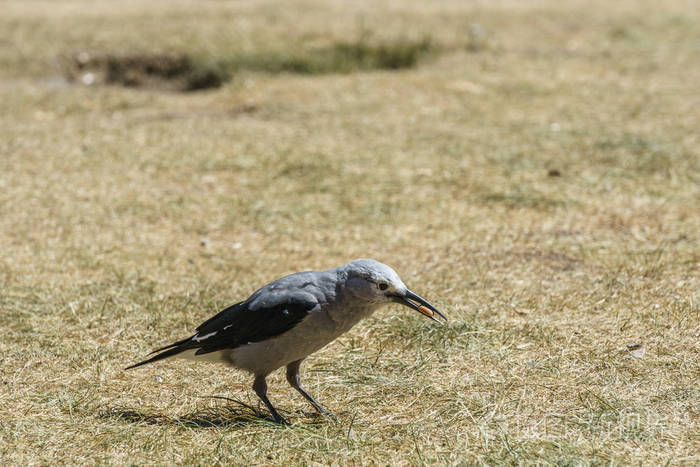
[126,258,446,424]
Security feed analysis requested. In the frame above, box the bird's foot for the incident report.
[306,408,333,419]
[272,415,291,426]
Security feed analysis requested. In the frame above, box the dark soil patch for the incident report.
[67,52,228,91]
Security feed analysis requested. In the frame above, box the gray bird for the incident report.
[126,259,446,424]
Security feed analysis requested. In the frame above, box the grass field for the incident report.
[1,0,698,464]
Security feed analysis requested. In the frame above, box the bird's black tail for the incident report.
[125,336,195,370]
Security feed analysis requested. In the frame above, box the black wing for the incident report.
[193,292,318,355]
[126,291,318,369]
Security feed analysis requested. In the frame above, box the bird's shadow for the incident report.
[100,396,327,428]
[101,396,281,428]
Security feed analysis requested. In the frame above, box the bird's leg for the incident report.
[252,375,289,425]
[286,359,332,416]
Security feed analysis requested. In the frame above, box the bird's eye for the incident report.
[378,282,388,291]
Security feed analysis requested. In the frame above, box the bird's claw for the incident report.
[273,416,290,426]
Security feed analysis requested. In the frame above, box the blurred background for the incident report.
[1,0,698,464]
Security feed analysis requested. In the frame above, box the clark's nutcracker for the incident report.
[126,259,446,424]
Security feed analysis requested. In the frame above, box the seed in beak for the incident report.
[418,305,434,317]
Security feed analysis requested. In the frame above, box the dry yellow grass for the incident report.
[1,0,698,464]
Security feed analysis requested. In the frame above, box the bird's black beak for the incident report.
[390,290,446,324]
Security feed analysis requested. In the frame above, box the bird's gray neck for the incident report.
[323,270,381,331]
[326,300,379,333]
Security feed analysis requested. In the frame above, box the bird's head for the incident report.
[342,259,446,323]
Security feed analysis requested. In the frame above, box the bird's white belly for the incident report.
[231,310,359,375]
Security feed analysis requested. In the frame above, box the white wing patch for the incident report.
[193,331,218,342]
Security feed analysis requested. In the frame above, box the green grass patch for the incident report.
[230,37,434,75]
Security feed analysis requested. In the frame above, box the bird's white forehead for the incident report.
[343,259,403,284]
